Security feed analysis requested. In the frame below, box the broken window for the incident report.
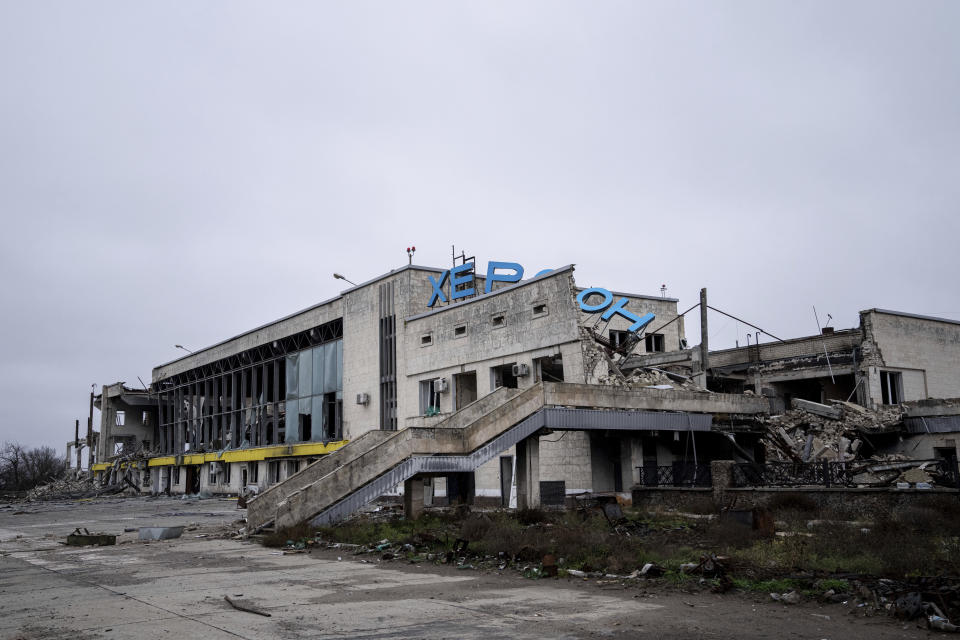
[299,399,312,441]
[287,460,300,477]
[223,463,231,485]
[209,466,217,484]
[173,466,180,485]
[269,461,280,485]
[491,313,505,327]
[420,380,441,416]
[115,410,125,426]
[490,363,519,390]
[535,354,565,382]
[532,303,548,317]
[421,333,433,346]
[248,462,259,484]
[454,324,467,338]
[609,330,631,349]
[645,333,665,353]
[880,370,903,405]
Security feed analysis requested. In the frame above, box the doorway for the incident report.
[185,465,200,494]
[499,456,514,507]
[455,372,478,410]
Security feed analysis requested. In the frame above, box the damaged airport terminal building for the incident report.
[88,259,960,527]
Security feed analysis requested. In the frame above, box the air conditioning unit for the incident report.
[356,392,370,405]
[433,378,449,393]
[512,363,530,377]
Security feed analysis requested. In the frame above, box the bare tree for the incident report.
[23,446,67,487]
[0,442,66,491]
[0,442,25,490]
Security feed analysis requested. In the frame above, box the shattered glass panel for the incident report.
[312,344,326,397]
[286,354,298,400]
[312,395,325,442]
[298,350,312,398]
[323,339,338,394]
[285,400,297,442]
[299,397,312,440]
[336,340,343,391]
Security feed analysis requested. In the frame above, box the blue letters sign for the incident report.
[427,261,655,334]
[576,288,655,333]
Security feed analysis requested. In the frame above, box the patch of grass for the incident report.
[815,578,850,593]
[315,513,460,549]
[662,570,697,588]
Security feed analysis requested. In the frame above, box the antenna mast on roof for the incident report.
[451,244,474,268]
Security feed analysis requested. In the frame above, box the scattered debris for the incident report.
[138,526,185,541]
[597,367,707,393]
[65,528,116,546]
[770,590,801,605]
[224,595,271,617]
[24,472,131,502]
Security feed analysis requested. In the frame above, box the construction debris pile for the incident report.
[760,399,954,487]
[597,367,707,393]
[24,470,134,502]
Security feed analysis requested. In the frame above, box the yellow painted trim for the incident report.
[91,463,111,472]
[135,441,349,467]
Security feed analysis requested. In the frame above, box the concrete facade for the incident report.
[696,309,960,412]
[860,309,960,407]
[94,262,688,505]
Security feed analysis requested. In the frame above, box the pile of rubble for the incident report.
[24,470,132,502]
[598,367,708,393]
[762,399,902,464]
[760,399,956,487]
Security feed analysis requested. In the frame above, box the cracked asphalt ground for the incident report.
[0,497,935,639]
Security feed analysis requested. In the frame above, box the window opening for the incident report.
[609,330,631,349]
[420,380,441,416]
[880,370,903,405]
[491,363,519,390]
[645,333,665,352]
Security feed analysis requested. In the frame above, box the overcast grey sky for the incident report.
[1,2,958,450]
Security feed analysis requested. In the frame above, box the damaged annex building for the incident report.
[82,259,960,526]
[627,309,960,489]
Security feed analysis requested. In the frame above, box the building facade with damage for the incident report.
[93,262,687,501]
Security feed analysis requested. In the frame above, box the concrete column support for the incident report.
[710,459,736,507]
[622,435,641,491]
[516,434,541,510]
[403,476,425,519]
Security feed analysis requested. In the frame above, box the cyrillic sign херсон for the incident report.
[427,261,655,333]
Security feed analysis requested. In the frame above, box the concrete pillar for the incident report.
[710,459,736,506]
[403,476,425,519]
[423,477,434,507]
[516,435,540,510]
[699,287,709,378]
[622,436,641,491]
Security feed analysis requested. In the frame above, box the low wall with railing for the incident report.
[638,460,959,490]
[632,459,960,518]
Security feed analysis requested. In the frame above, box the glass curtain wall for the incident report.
[285,339,343,442]
[155,320,343,455]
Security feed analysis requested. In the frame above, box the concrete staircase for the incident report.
[246,382,769,530]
